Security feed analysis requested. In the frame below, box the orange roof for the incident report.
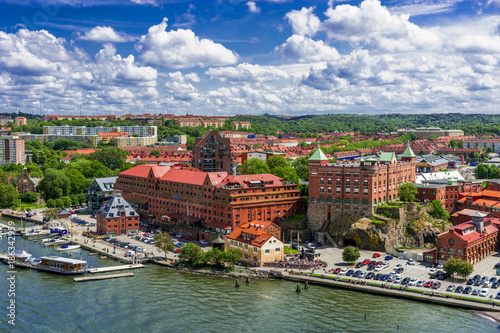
[227,221,277,247]
[480,190,500,199]
[159,169,207,186]
[119,164,171,178]
[98,132,129,137]
[472,199,500,208]
[64,148,99,155]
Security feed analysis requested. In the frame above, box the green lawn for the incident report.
[284,246,298,255]
[283,212,306,223]
[370,217,387,224]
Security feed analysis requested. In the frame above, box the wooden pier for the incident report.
[74,272,134,282]
[87,264,144,274]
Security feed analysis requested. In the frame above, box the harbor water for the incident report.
[0,217,499,332]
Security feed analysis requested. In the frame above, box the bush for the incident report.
[21,192,38,204]
[380,211,392,218]
[46,198,55,208]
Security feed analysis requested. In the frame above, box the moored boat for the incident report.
[56,243,81,251]
[4,250,87,275]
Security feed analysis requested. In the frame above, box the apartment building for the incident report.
[96,193,139,235]
[193,130,232,174]
[0,135,25,166]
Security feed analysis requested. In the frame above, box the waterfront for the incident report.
[0,233,498,332]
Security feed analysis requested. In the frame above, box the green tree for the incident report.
[62,196,72,208]
[443,258,473,279]
[398,183,418,203]
[70,194,80,206]
[88,147,129,170]
[39,169,71,200]
[342,246,360,264]
[205,247,224,268]
[66,159,113,179]
[150,150,161,156]
[45,199,55,208]
[20,192,38,204]
[0,184,20,208]
[240,158,271,175]
[55,198,65,208]
[292,157,309,181]
[222,248,242,268]
[429,199,450,220]
[44,207,59,221]
[65,169,87,195]
[178,243,202,264]
[153,232,175,260]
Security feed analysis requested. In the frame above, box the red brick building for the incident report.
[429,212,500,264]
[96,193,139,235]
[193,129,232,174]
[114,165,302,235]
[15,168,40,194]
[307,144,416,231]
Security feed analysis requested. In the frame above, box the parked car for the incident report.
[355,262,364,269]
[493,282,499,289]
[308,243,316,250]
[490,277,498,283]
[408,278,418,286]
[184,236,193,241]
[362,259,371,265]
[175,234,184,238]
[374,274,382,280]
[432,282,441,289]
[416,280,425,287]
[494,262,500,269]
[446,285,455,292]
[395,264,403,269]
[471,289,480,296]
[463,286,472,294]
[372,253,381,258]
[358,271,366,278]
[200,239,209,245]
[407,259,415,265]
[385,256,393,260]
[339,268,348,275]
[480,289,489,297]
[424,281,434,288]
[401,277,410,285]
[333,268,342,274]
[365,272,375,279]
[466,279,474,285]
[174,248,181,253]
[353,270,362,277]
[495,292,500,300]
[346,270,354,276]
[455,286,464,293]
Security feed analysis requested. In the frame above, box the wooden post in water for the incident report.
[304,281,309,290]
[245,276,249,284]
[296,284,301,293]
[235,279,240,288]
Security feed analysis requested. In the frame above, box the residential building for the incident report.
[0,135,25,166]
[44,125,157,137]
[308,144,416,231]
[0,115,12,125]
[200,119,225,128]
[20,133,99,146]
[226,221,283,266]
[15,168,40,194]
[416,154,455,173]
[464,138,500,153]
[429,212,499,264]
[98,132,129,143]
[397,127,464,139]
[456,182,500,217]
[87,177,118,213]
[15,117,27,127]
[43,114,117,121]
[96,193,139,235]
[175,118,202,127]
[193,129,232,174]
[231,121,251,130]
[114,136,158,147]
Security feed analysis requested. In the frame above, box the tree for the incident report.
[398,183,417,203]
[342,246,360,264]
[65,169,87,195]
[292,157,309,181]
[0,184,20,208]
[240,158,270,175]
[153,232,175,260]
[178,243,202,264]
[39,169,71,200]
[205,247,224,268]
[429,199,450,220]
[21,192,38,204]
[443,258,474,279]
[62,196,72,208]
[150,150,161,156]
[44,208,59,222]
[222,248,242,268]
[88,147,129,170]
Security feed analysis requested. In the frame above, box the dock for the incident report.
[87,264,144,274]
[74,272,134,282]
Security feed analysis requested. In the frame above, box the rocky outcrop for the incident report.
[325,205,450,251]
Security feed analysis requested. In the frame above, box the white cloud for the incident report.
[323,0,442,52]
[276,34,340,63]
[454,34,500,54]
[285,7,321,37]
[487,0,500,7]
[80,26,133,43]
[205,63,290,83]
[389,0,465,16]
[246,1,261,14]
[136,18,238,69]
[130,0,157,6]
[173,4,196,28]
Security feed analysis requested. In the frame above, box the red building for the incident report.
[15,168,40,194]
[307,144,416,231]
[114,165,302,235]
[429,212,500,264]
[96,193,139,235]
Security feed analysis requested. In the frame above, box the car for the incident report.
[429,269,436,275]
[446,285,455,292]
[355,262,364,269]
[455,286,464,293]
[393,277,402,284]
[358,271,366,278]
[429,263,437,268]
[408,278,418,286]
[386,276,395,283]
[473,274,481,281]
[395,264,403,269]
[365,272,375,279]
[432,282,441,289]
[496,292,500,300]
[174,248,181,253]
[474,280,482,286]
[200,239,209,245]
[407,259,415,265]
[291,244,301,250]
[493,282,499,289]
[437,274,448,281]
[424,281,434,288]
[490,277,498,284]
[372,253,381,258]
[481,276,488,283]
[308,243,316,250]
[184,236,193,241]
[136,246,145,252]
[346,270,354,276]
[394,268,404,274]
[494,262,500,269]
[333,268,342,274]
[374,274,382,280]
[480,289,489,297]
[353,270,362,277]
[466,279,474,285]
[471,289,480,296]
[171,239,179,245]
[385,256,393,260]
[362,259,371,265]
[175,234,184,238]
[374,266,384,272]
[379,274,389,281]
[401,277,410,285]
[463,286,472,294]
[367,265,375,271]
[339,269,348,275]
[436,264,443,269]
[304,238,312,243]
[483,282,492,288]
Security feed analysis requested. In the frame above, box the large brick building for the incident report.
[193,129,232,174]
[114,164,302,235]
[308,144,416,231]
[429,212,500,264]
[96,193,139,235]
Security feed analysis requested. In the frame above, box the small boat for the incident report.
[57,244,81,251]
[5,251,87,275]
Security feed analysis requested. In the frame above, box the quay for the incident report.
[281,272,500,312]
[74,272,134,282]
[88,264,144,274]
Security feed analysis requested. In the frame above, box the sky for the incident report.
[0,0,499,117]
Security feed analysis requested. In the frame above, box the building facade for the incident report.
[15,117,27,127]
[96,193,139,235]
[308,145,416,231]
[193,129,232,174]
[88,177,118,213]
[0,135,25,166]
[15,168,40,194]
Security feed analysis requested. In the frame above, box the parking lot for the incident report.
[302,245,500,300]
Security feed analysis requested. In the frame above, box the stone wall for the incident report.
[307,202,327,232]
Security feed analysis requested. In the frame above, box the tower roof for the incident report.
[308,147,328,161]
[401,142,416,158]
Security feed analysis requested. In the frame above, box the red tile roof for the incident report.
[159,169,207,185]
[119,165,171,178]
[227,221,278,247]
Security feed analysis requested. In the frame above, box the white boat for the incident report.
[56,244,81,251]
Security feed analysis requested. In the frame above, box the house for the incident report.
[87,177,118,214]
[226,221,283,266]
[15,168,40,194]
[96,193,139,235]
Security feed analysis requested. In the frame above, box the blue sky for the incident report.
[0,0,499,116]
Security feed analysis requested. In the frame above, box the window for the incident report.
[320,188,325,193]
[336,173,341,177]
[457,249,463,255]
[265,249,270,254]
[319,179,325,185]
[245,244,248,250]
[448,248,454,254]
[253,247,258,253]
[275,248,281,253]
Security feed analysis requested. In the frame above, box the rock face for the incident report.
[325,206,449,251]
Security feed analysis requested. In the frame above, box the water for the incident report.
[0,219,499,332]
